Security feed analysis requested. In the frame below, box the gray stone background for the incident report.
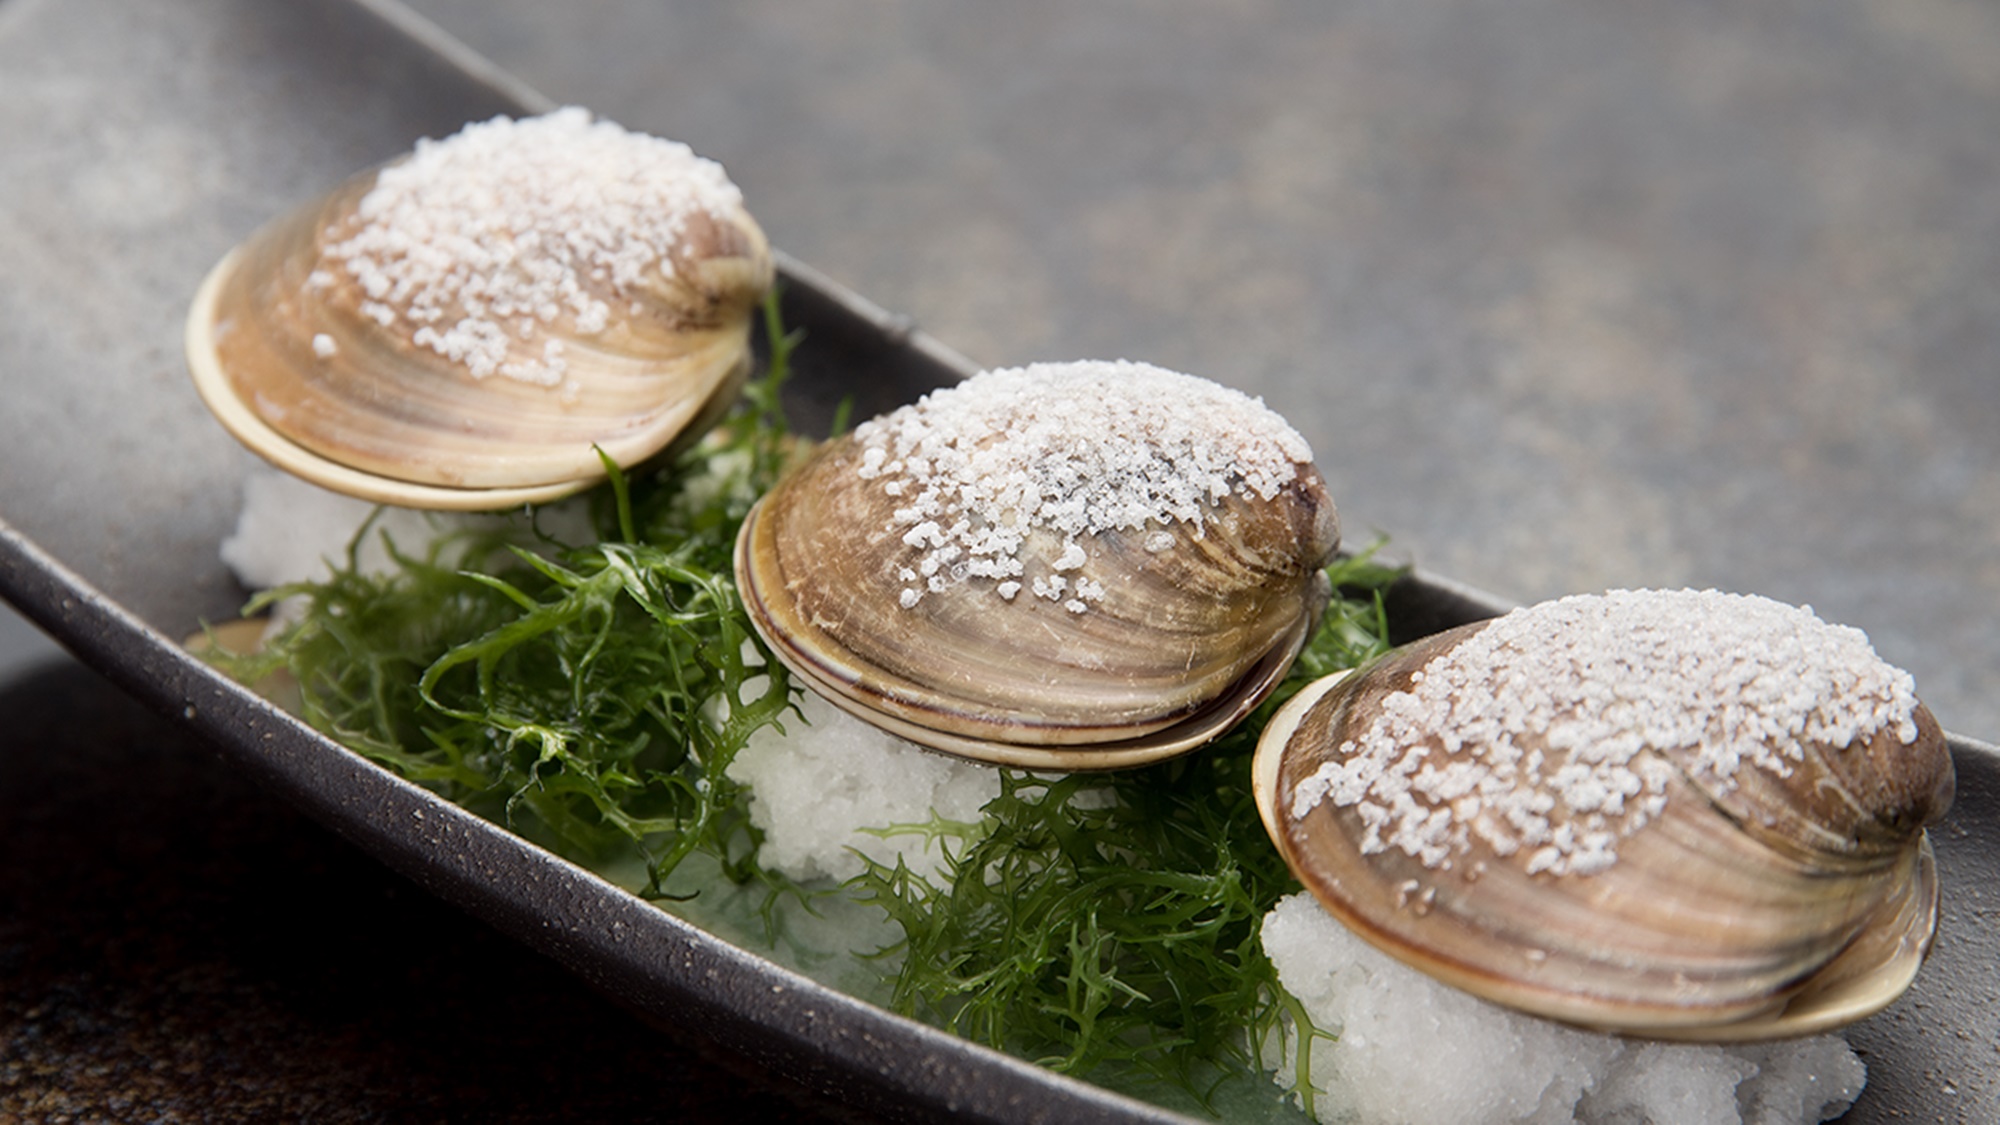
[4,0,1997,746]
[0,2,1994,1120]
[407,0,2000,741]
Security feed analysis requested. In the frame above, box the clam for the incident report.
[1252,588,1954,1040]
[734,359,1340,770]
[186,108,772,511]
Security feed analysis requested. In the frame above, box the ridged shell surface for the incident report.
[1253,589,1953,1039]
[736,360,1340,769]
[188,109,771,508]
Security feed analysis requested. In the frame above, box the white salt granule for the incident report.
[221,467,592,628]
[316,106,744,388]
[1259,893,1865,1125]
[851,359,1313,611]
[666,444,761,517]
[222,469,468,591]
[726,691,1005,883]
[221,470,479,638]
[1288,589,1924,877]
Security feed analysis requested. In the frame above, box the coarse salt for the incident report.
[1289,589,1924,876]
[851,359,1314,611]
[312,107,744,389]
[1259,892,1867,1124]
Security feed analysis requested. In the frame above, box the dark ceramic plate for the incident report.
[2,2,1995,1121]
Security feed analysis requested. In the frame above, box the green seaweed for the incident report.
[848,553,1393,1110]
[208,297,1400,1114]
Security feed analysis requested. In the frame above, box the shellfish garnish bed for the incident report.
[187,108,772,511]
[1252,589,1954,1041]
[736,360,1341,770]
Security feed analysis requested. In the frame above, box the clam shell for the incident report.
[186,111,771,511]
[734,361,1340,770]
[1253,594,1954,1040]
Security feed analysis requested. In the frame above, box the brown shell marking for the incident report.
[187,112,771,510]
[735,362,1341,770]
[1253,610,1954,1040]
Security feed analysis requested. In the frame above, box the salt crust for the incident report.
[311,107,743,388]
[1260,893,1865,1125]
[1289,589,1923,877]
[726,690,1006,883]
[220,467,590,627]
[851,359,1313,612]
[221,468,477,593]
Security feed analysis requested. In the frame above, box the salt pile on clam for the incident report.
[1254,589,1951,1042]
[187,107,771,510]
[734,358,1340,769]
[1250,588,1950,1123]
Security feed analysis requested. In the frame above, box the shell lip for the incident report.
[187,245,751,512]
[1273,849,1937,1042]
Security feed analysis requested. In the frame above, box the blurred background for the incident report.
[403,0,2000,741]
[3,0,1996,1120]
